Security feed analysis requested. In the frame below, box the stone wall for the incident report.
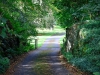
[65,21,100,56]
[65,23,81,54]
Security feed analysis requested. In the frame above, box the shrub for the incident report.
[62,20,100,74]
[0,56,10,74]
[70,55,100,73]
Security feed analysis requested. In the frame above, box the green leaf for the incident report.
[93,72,100,75]
[0,28,6,38]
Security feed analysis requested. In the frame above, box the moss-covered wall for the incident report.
[65,23,80,55]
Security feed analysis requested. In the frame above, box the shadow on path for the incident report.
[14,32,72,75]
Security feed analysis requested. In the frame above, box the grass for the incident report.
[59,36,65,46]
[28,25,65,48]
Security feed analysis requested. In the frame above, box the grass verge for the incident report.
[28,25,65,48]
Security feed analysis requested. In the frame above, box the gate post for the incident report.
[35,37,38,49]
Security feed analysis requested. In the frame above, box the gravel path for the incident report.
[14,33,72,75]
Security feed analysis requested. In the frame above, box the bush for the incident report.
[5,48,17,59]
[62,20,100,74]
[0,56,10,74]
[93,72,100,75]
[70,55,100,73]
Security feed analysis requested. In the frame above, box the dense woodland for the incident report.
[0,0,100,75]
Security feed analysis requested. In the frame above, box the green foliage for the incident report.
[78,21,100,55]
[5,48,17,59]
[70,55,100,72]
[0,0,50,74]
[1,0,100,74]
[0,56,10,74]
[0,0,60,74]
[61,20,100,74]
[0,17,7,38]
[93,72,100,75]
[52,0,100,28]
[19,43,34,52]
[53,0,100,74]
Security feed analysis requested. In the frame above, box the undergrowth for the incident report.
[61,20,100,75]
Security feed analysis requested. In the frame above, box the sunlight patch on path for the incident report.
[33,50,53,75]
